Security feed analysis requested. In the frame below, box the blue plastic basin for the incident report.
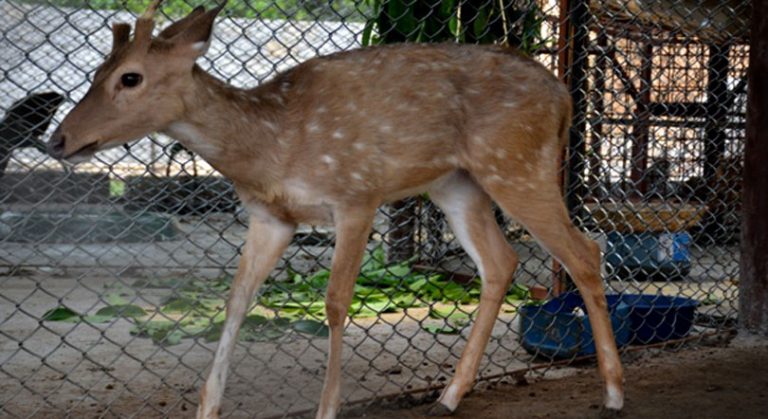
[519,293,631,359]
[607,294,699,344]
[520,293,699,358]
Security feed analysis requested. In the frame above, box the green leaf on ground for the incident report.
[290,320,330,337]
[104,292,130,306]
[42,306,80,322]
[160,296,199,314]
[422,324,462,335]
[130,320,182,346]
[95,304,147,319]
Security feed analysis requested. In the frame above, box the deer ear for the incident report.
[157,6,205,40]
[168,2,226,58]
[111,23,131,53]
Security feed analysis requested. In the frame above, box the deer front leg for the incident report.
[316,206,376,419]
[197,215,295,419]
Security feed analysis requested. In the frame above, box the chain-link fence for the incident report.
[0,0,749,417]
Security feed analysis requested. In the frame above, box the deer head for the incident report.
[47,0,226,162]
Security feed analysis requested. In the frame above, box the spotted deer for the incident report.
[48,1,624,418]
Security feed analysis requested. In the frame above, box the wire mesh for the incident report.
[0,0,748,417]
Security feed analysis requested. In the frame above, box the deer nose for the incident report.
[47,128,66,159]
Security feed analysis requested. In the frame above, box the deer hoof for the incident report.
[426,402,454,416]
[598,406,623,419]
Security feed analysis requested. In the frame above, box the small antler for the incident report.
[134,0,164,49]
[140,0,164,21]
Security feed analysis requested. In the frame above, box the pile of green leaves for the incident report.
[43,247,530,345]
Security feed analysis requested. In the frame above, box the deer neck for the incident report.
[162,66,287,198]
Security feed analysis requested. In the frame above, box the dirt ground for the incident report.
[0,212,744,418]
[355,342,768,419]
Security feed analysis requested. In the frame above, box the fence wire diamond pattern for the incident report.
[0,0,748,417]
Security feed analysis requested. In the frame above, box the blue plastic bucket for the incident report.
[605,232,692,280]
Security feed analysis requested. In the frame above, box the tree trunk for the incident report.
[739,0,768,336]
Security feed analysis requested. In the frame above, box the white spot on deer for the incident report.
[380,124,393,134]
[332,129,345,140]
[495,149,508,159]
[320,154,335,166]
[353,143,366,151]
[446,156,460,166]
[351,172,364,182]
[503,101,517,108]
[316,106,327,114]
[307,122,321,133]
[539,142,557,161]
[485,174,503,183]
[471,135,486,145]
[267,93,284,105]
[262,120,279,132]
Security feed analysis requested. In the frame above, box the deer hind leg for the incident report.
[480,178,624,413]
[198,214,295,419]
[316,206,377,419]
[426,171,520,414]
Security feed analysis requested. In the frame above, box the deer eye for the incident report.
[120,73,143,88]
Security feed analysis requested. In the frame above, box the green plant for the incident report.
[362,0,545,52]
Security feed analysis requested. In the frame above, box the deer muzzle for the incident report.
[47,127,99,162]
[46,127,66,159]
